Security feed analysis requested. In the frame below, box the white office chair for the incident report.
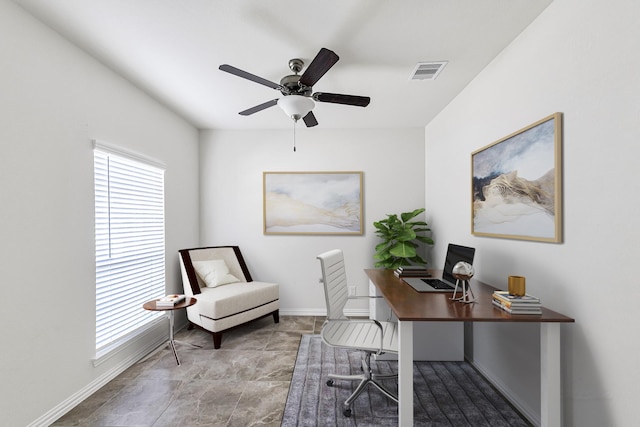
[317,249,399,417]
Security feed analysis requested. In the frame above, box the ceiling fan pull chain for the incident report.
[293,120,297,152]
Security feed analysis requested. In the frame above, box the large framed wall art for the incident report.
[263,171,363,235]
[471,113,563,242]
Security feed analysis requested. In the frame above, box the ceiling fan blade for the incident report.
[239,99,279,116]
[303,111,318,127]
[219,64,282,90]
[299,48,339,87]
[313,92,370,107]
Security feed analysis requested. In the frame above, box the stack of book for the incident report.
[492,291,542,315]
[156,294,186,307]
[394,266,431,278]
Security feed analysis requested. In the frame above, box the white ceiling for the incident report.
[13,0,552,130]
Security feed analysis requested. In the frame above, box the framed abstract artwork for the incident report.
[471,113,563,242]
[263,171,363,235]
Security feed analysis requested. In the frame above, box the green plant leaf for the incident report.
[389,242,417,258]
[372,208,433,269]
[409,221,429,227]
[416,236,434,244]
[373,221,387,230]
[400,208,425,223]
[395,228,416,242]
[375,242,391,251]
[412,227,431,232]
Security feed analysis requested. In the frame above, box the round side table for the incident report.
[143,297,199,365]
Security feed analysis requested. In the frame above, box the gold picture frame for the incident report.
[471,113,563,242]
[263,171,363,235]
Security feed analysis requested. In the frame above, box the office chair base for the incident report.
[326,353,398,417]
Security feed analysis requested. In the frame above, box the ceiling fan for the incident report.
[219,48,370,127]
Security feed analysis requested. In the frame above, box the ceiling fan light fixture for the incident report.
[278,95,314,121]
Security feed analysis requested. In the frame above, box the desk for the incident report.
[365,269,574,427]
[143,297,199,365]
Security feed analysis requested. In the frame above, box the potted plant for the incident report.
[373,208,434,270]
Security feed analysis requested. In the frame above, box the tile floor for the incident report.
[52,315,324,427]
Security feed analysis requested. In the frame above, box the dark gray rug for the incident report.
[282,334,531,427]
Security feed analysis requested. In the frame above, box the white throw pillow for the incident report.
[192,259,240,287]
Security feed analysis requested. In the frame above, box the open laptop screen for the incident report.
[442,244,476,284]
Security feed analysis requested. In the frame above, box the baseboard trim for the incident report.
[27,328,169,427]
[469,360,540,426]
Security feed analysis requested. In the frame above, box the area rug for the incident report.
[282,334,531,427]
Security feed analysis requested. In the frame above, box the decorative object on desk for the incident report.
[492,290,542,314]
[450,261,476,303]
[471,112,563,243]
[156,294,186,307]
[508,275,526,296]
[393,265,432,278]
[373,208,434,270]
[263,171,363,235]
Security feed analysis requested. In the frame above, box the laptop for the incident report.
[403,244,476,292]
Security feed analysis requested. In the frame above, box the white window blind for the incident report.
[94,143,166,354]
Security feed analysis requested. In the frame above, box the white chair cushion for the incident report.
[321,319,398,354]
[192,259,240,287]
[196,281,279,319]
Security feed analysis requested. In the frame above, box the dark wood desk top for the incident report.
[365,269,574,323]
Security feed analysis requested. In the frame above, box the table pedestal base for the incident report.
[165,338,202,365]
[139,310,202,365]
[165,310,202,365]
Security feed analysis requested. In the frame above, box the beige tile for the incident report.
[265,331,304,352]
[253,350,297,381]
[87,379,182,426]
[226,381,290,427]
[219,329,274,351]
[153,379,245,427]
[274,315,316,332]
[52,316,322,426]
[200,350,263,381]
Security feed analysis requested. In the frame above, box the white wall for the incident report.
[0,3,200,426]
[9,0,636,424]
[425,0,640,425]
[199,128,426,314]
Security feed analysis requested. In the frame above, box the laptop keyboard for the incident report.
[421,279,454,290]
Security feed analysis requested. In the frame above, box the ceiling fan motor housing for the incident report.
[280,74,312,96]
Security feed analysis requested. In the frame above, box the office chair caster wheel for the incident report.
[343,408,352,417]
[327,379,334,386]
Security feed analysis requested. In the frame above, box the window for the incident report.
[93,141,166,356]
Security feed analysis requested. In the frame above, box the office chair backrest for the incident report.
[317,249,349,320]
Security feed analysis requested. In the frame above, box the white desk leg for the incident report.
[398,320,413,427]
[541,323,561,427]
